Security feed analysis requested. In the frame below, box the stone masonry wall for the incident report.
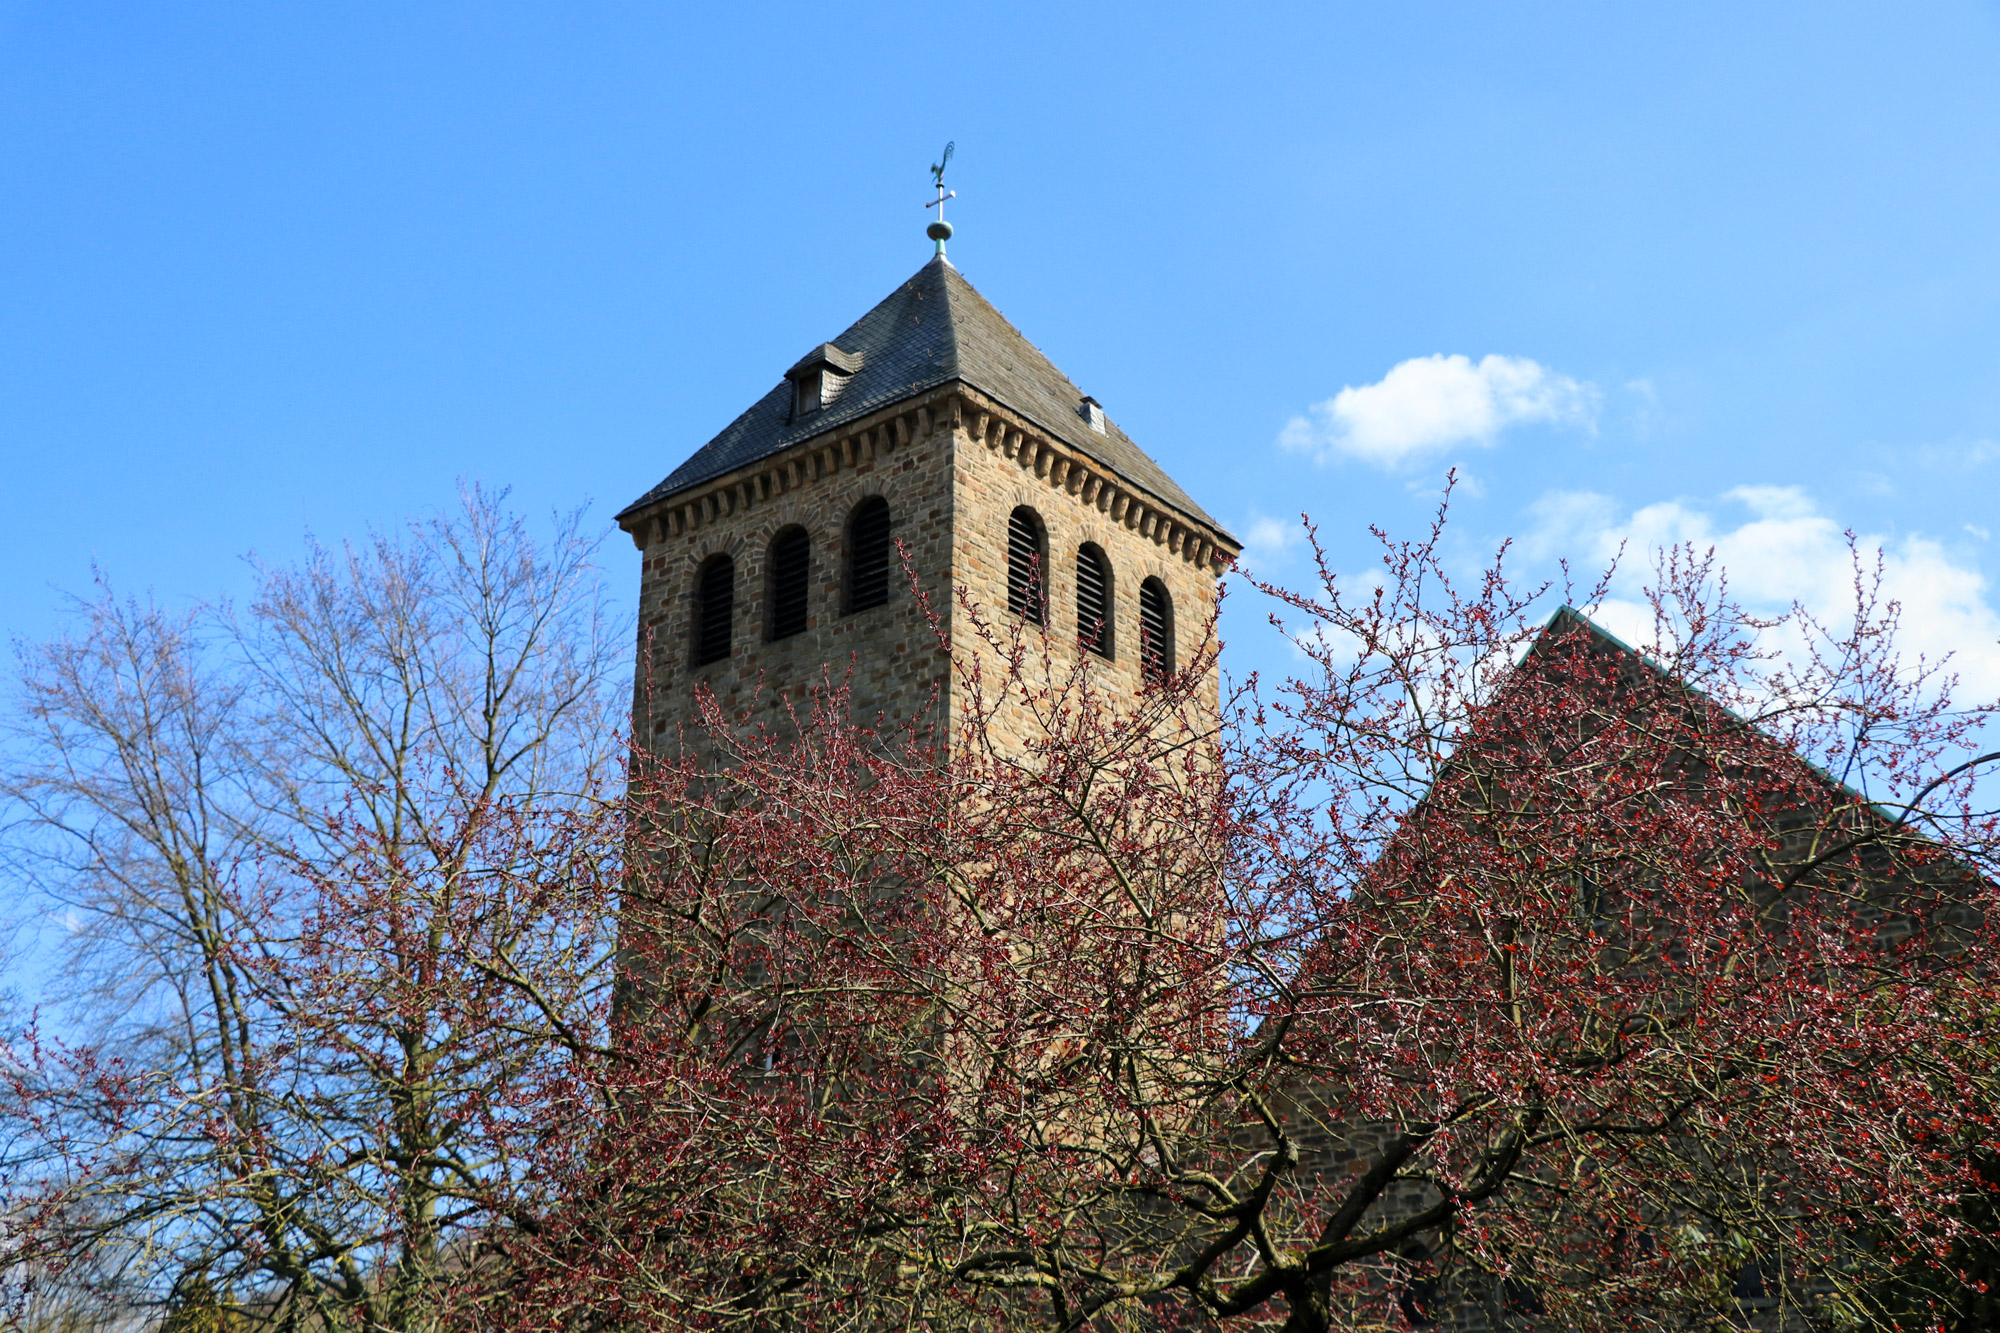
[623,384,1236,761]
[947,387,1227,756]
[626,387,961,755]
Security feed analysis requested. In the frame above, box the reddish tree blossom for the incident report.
[4,498,1997,1333]
[487,505,2000,1332]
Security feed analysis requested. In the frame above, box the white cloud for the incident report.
[1280,354,1597,467]
[1240,513,1300,566]
[1920,439,1999,469]
[1525,485,2000,698]
[1521,489,1620,563]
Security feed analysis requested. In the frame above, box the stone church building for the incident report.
[601,243,1986,1332]
[614,250,1239,752]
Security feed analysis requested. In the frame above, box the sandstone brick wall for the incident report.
[948,386,1227,754]
[622,385,1236,760]
[627,388,960,753]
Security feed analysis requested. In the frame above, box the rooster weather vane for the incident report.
[926,141,955,258]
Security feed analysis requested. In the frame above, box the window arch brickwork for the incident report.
[1139,576,1173,680]
[694,554,735,666]
[1076,542,1112,658]
[846,496,892,614]
[1008,506,1047,625]
[622,393,1231,752]
[767,526,810,640]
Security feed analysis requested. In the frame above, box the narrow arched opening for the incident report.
[845,497,892,614]
[1139,576,1173,680]
[767,526,810,641]
[1007,506,1047,625]
[1076,543,1112,658]
[693,554,736,666]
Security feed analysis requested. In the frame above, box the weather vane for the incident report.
[926,141,955,258]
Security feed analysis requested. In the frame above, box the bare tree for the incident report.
[0,487,626,1333]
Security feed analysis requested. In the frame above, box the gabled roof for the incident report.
[1368,606,1977,900]
[619,257,1228,537]
[1526,607,1905,825]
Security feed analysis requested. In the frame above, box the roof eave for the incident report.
[618,377,1239,555]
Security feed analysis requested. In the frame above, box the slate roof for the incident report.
[619,257,1230,538]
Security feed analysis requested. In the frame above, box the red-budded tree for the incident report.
[1231,524,2000,1332]
[486,505,2000,1332]
[4,497,1998,1333]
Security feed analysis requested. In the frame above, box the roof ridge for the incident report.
[1529,605,1914,824]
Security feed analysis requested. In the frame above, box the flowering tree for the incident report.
[5,496,1997,1333]
[1230,520,2000,1332]
[486,506,2000,1332]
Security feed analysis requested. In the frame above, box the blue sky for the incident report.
[3,2,1998,695]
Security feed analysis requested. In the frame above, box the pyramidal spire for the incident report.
[620,251,1226,536]
[925,141,955,260]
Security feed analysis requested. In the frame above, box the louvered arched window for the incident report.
[767,526,810,640]
[846,497,892,614]
[1139,577,1173,680]
[694,555,735,666]
[1076,543,1112,658]
[1007,506,1046,625]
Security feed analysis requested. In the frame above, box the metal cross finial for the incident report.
[925,141,956,258]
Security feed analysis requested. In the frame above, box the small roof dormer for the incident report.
[1077,396,1108,435]
[786,342,864,419]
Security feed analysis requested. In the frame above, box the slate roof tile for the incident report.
[619,257,1229,539]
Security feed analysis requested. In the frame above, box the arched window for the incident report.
[1076,543,1112,658]
[1007,506,1046,625]
[845,496,892,614]
[1139,577,1173,680]
[767,526,810,641]
[693,555,735,666]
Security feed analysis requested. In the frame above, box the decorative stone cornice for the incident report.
[951,387,1239,576]
[618,384,1240,577]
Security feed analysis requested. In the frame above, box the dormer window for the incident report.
[786,343,864,419]
[1078,396,1108,434]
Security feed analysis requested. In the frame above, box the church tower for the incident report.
[616,247,1238,753]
